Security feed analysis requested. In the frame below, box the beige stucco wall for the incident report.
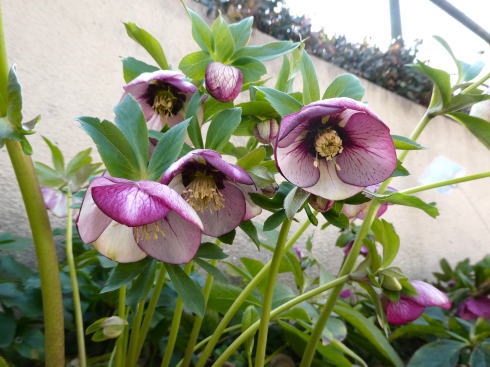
[1,0,489,279]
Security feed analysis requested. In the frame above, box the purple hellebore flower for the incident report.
[274,98,397,200]
[205,62,243,102]
[41,187,67,217]
[76,176,203,264]
[385,281,451,325]
[254,119,279,144]
[293,245,304,260]
[161,149,261,237]
[123,70,197,131]
[457,296,490,320]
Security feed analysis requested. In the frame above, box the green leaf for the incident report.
[433,35,462,81]
[392,134,426,150]
[195,258,227,283]
[66,148,92,178]
[448,112,490,149]
[203,97,233,121]
[372,219,400,268]
[254,86,303,117]
[445,94,490,113]
[34,162,65,187]
[284,186,309,219]
[275,56,291,92]
[241,305,259,363]
[232,57,266,83]
[22,114,41,130]
[114,95,149,171]
[300,49,320,104]
[0,233,31,252]
[179,51,212,80]
[147,118,190,180]
[234,41,299,61]
[195,242,227,259]
[376,192,439,218]
[121,57,159,83]
[0,312,16,348]
[239,220,261,247]
[7,66,22,127]
[101,258,152,293]
[470,343,490,367]
[165,263,205,317]
[322,209,349,229]
[208,281,260,313]
[389,324,449,341]
[124,22,169,69]
[334,304,404,367]
[229,17,253,49]
[236,147,266,170]
[408,339,466,367]
[205,108,242,151]
[411,61,451,108]
[461,60,485,82]
[218,229,236,244]
[126,261,156,305]
[77,117,140,179]
[188,9,213,52]
[323,73,365,101]
[211,16,235,62]
[42,136,65,173]
[392,159,410,177]
[263,210,287,231]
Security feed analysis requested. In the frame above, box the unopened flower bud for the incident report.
[308,195,334,212]
[205,62,243,102]
[100,316,127,339]
[254,119,279,144]
[382,275,403,291]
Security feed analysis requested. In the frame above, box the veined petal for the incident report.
[410,281,452,309]
[233,182,262,221]
[93,221,147,263]
[205,62,243,102]
[135,211,202,264]
[386,297,426,325]
[305,160,363,200]
[76,177,113,244]
[336,112,396,187]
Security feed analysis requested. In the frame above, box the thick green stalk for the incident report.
[400,171,490,195]
[161,262,192,367]
[127,300,146,366]
[133,264,167,359]
[254,219,292,367]
[0,3,65,366]
[462,71,490,94]
[181,261,216,367]
[114,286,127,367]
[211,275,350,367]
[195,218,312,367]
[66,192,86,367]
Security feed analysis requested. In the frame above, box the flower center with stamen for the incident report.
[182,173,224,212]
[135,222,165,242]
[152,89,178,117]
[314,128,343,161]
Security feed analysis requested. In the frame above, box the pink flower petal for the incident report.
[305,160,363,200]
[205,62,243,102]
[93,221,147,263]
[41,187,67,217]
[135,211,202,264]
[76,177,113,244]
[233,182,262,221]
[410,281,452,309]
[336,113,396,187]
[466,296,490,318]
[386,297,426,324]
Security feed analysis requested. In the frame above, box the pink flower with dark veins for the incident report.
[161,149,261,237]
[275,98,396,200]
[123,70,197,131]
[384,281,451,324]
[76,176,203,264]
[254,119,279,144]
[205,62,243,102]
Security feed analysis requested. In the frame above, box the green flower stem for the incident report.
[193,325,242,353]
[115,286,127,367]
[254,219,292,367]
[462,71,490,94]
[161,262,193,367]
[211,275,350,367]
[134,263,167,359]
[181,260,217,367]
[399,171,490,195]
[397,113,431,163]
[264,345,287,365]
[0,5,65,366]
[195,218,313,367]
[66,191,86,367]
[127,300,146,366]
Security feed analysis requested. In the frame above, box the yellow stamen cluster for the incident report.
[152,90,177,117]
[182,173,224,212]
[135,222,166,242]
[314,129,343,167]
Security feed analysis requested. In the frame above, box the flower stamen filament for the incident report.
[314,129,343,161]
[182,173,224,212]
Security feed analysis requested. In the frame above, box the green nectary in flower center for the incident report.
[182,172,224,212]
[314,128,343,161]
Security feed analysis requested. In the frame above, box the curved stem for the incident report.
[462,71,490,94]
[254,219,292,367]
[161,262,193,367]
[195,218,313,367]
[399,171,490,195]
[211,275,349,367]
[66,191,86,367]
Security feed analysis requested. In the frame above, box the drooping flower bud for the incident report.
[254,119,279,144]
[205,62,243,102]
[382,275,403,291]
[308,195,334,212]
